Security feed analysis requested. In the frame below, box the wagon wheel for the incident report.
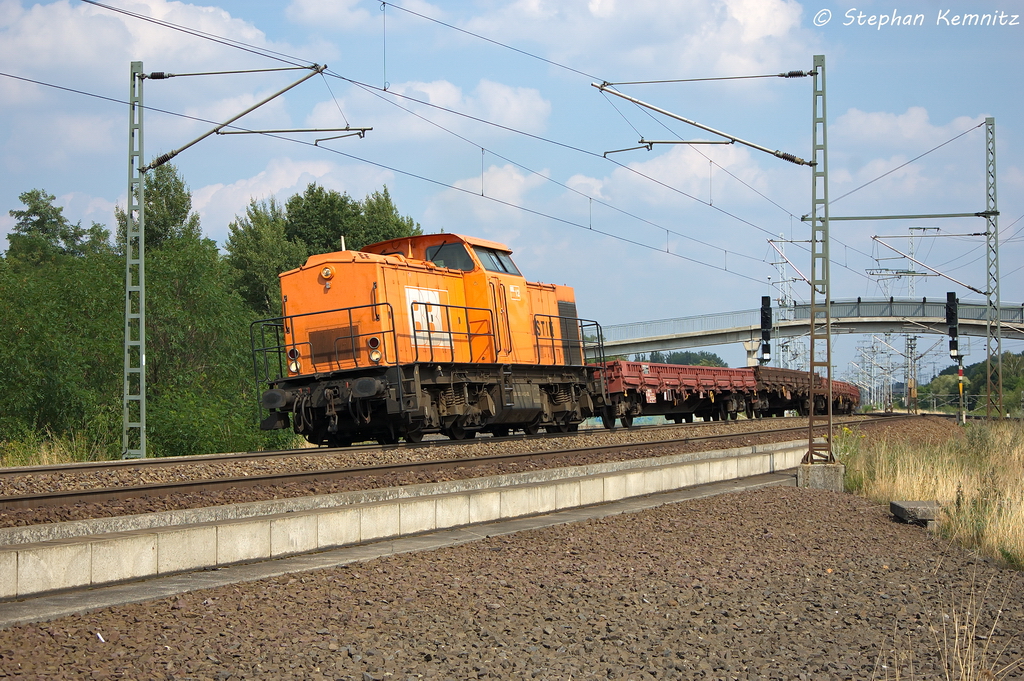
[745,401,754,420]
[547,413,572,434]
[671,415,684,424]
[403,427,424,443]
[522,416,542,436]
[447,420,470,440]
[491,427,510,438]
[600,407,616,430]
[620,413,635,429]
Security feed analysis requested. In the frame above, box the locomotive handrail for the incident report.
[410,301,498,364]
[250,303,399,383]
[532,314,605,368]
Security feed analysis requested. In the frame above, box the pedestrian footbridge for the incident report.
[602,298,1024,357]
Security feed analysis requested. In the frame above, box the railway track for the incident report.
[0,413,877,479]
[0,413,910,512]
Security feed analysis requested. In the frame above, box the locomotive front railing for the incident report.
[410,301,498,364]
[250,303,399,385]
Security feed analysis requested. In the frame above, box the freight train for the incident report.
[251,233,859,446]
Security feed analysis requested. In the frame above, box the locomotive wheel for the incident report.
[376,431,399,445]
[620,414,634,429]
[600,407,616,430]
[403,427,424,443]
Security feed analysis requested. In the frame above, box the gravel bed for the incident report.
[1,485,1019,679]
[0,417,877,497]
[0,417,959,530]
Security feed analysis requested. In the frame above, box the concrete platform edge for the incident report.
[0,470,796,630]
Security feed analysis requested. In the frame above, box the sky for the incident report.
[1,0,1022,378]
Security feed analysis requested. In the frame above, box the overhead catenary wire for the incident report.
[70,1,1009,296]
[344,77,766,266]
[0,69,767,284]
[75,0,825,277]
[829,121,985,206]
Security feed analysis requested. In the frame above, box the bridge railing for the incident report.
[603,298,1024,342]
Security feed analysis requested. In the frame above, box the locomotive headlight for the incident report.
[369,349,382,363]
[288,359,301,373]
[320,266,334,280]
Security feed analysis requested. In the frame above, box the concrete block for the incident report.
[797,463,846,492]
[891,501,940,528]
[0,550,16,599]
[17,541,91,595]
[469,490,501,523]
[737,454,766,478]
[158,526,217,574]
[435,494,470,529]
[552,481,581,510]
[500,486,539,519]
[709,457,738,483]
[271,514,319,557]
[534,483,559,514]
[217,519,271,565]
[692,461,711,485]
[604,474,627,501]
[661,464,686,491]
[399,498,437,535]
[360,503,400,542]
[317,507,361,548]
[579,477,605,506]
[91,532,158,585]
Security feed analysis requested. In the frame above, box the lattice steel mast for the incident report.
[984,117,1004,418]
[805,55,834,463]
[122,62,146,459]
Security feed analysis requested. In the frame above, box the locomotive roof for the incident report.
[362,233,513,254]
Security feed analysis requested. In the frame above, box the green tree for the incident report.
[284,183,362,255]
[115,163,201,251]
[224,198,307,317]
[6,189,110,262]
[643,350,726,367]
[361,185,421,245]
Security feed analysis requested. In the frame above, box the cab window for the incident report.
[473,246,521,276]
[425,242,475,271]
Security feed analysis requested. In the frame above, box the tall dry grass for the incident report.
[838,420,1024,569]
[0,428,114,468]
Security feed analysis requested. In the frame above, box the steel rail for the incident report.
[0,414,912,511]
[0,414,873,479]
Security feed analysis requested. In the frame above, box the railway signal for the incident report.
[947,291,966,424]
[760,295,772,365]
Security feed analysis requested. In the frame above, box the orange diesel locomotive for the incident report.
[252,233,603,445]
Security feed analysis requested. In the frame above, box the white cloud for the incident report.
[834,107,987,149]
[388,79,551,134]
[191,157,394,244]
[462,0,814,77]
[424,163,548,232]
[285,0,370,28]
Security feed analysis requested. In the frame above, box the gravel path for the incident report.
[0,417,959,530]
[0,485,1019,680]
